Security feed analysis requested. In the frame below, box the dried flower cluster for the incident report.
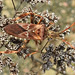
[0,53,19,74]
[24,0,50,5]
[42,43,75,73]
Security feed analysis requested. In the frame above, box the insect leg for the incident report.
[12,12,32,21]
[25,50,38,59]
[0,39,29,54]
[58,22,75,49]
[30,13,34,23]
[0,48,21,54]
[12,12,43,24]
[46,22,55,30]
[37,18,43,24]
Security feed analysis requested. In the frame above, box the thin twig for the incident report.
[33,58,68,75]
[0,0,3,16]
[17,0,24,11]
[41,40,49,53]
[11,0,16,11]
[13,0,24,18]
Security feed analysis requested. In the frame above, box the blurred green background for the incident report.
[1,0,75,75]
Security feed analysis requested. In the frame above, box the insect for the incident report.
[0,11,75,57]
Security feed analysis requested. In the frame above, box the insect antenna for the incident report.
[59,22,75,49]
[60,22,75,34]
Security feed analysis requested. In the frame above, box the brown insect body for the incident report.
[4,23,45,40]
[1,12,75,54]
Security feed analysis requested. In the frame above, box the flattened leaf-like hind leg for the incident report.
[0,40,26,54]
[0,38,26,54]
[0,40,38,59]
[0,48,21,54]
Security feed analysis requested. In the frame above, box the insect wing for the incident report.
[4,23,44,40]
